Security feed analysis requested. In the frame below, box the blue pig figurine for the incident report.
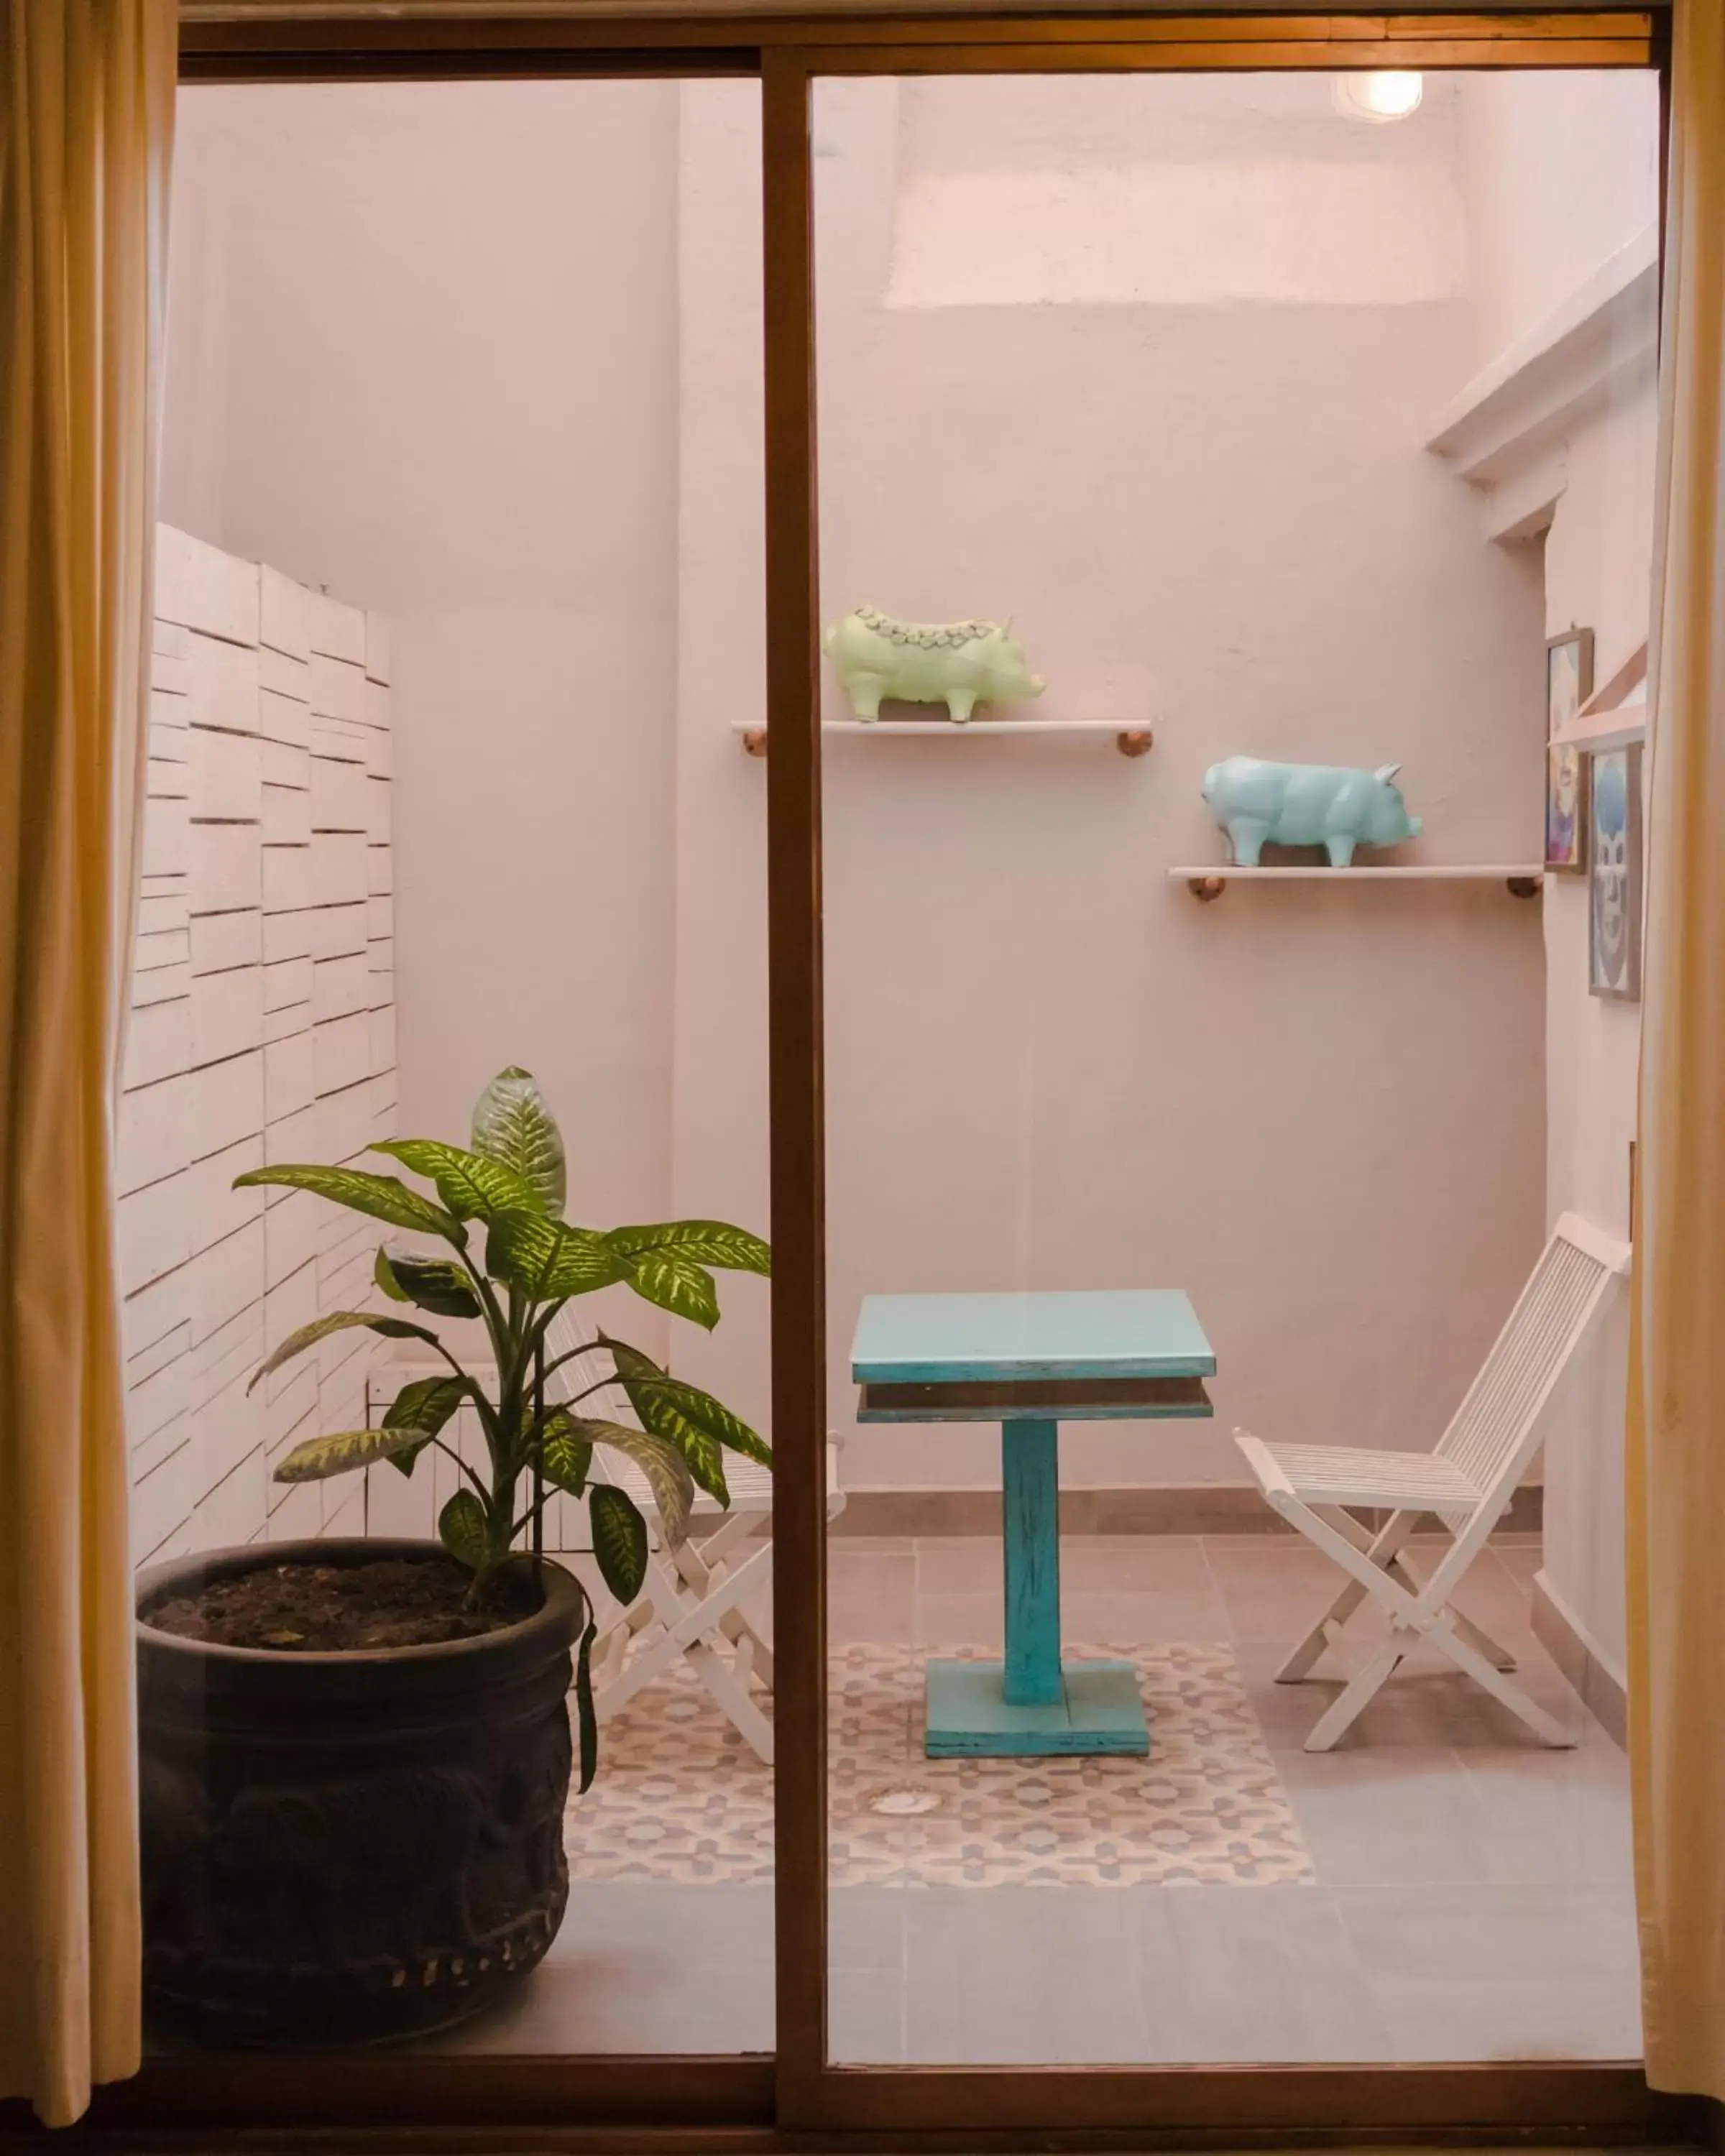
[1201,756,1423,868]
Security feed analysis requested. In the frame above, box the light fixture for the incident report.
[1333,70,1425,122]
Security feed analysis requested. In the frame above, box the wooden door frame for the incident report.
[55,7,1685,2147]
[763,9,1674,2141]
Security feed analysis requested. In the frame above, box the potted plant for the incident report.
[135,1067,770,2047]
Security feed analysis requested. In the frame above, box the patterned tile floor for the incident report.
[147,1534,1638,2065]
[415,1535,1639,2063]
[566,1641,1315,1887]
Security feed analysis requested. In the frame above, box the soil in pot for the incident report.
[144,1554,538,1651]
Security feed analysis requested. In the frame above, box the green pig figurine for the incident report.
[824,606,1047,724]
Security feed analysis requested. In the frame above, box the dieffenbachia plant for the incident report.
[234,1066,770,1788]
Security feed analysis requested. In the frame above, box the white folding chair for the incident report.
[1234,1212,1631,1751]
[545,1312,845,1763]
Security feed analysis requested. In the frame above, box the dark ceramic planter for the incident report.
[136,1537,583,2049]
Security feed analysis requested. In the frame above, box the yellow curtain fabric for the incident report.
[1627,0,1725,2106]
[0,0,176,2127]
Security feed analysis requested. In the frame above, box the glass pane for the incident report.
[134,75,770,2059]
[816,63,1657,2067]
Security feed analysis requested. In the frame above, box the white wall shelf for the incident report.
[734,718,1154,758]
[1169,864,1545,901]
[1550,699,1647,755]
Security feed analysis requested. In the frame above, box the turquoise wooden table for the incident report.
[850,1289,1216,1759]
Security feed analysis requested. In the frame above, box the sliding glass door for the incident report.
[758,9,1667,2134]
[136,61,773,2087]
[122,8,1675,2140]
[806,46,1656,2081]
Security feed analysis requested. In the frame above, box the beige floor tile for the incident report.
[1460,1744,1636,1885]
[1133,1885,1397,2063]
[830,1965,908,2062]
[1201,1537,1364,1642]
[415,1529,1635,2067]
[911,1537,1230,1644]
[1335,1881,1642,2061]
[418,1885,776,2055]
[911,1589,1004,1649]
[903,1886,1148,2064]
[827,1544,918,1644]
[911,1535,1003,1596]
[1271,1743,1501,1886]
[1236,1633,1591,1755]
[1056,1590,1234,1645]
[1203,1537,1549,1668]
[429,1958,774,2055]
[1059,1534,1213,1595]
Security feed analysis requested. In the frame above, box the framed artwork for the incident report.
[1588,741,1642,1002]
[1545,627,1595,874]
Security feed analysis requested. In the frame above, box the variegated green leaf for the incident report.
[589,1483,648,1605]
[486,1210,621,1301]
[656,1379,771,1471]
[607,1220,770,1276]
[372,1140,540,1225]
[605,1340,723,1501]
[373,1245,410,1302]
[618,1248,719,1331]
[602,1337,666,1387]
[603,1337,772,1503]
[373,1245,484,1319]
[232,1164,461,1243]
[538,1408,594,1498]
[471,1067,566,1217]
[273,1424,430,1484]
[652,1403,724,1506]
[580,1420,694,1547]
[246,1309,439,1395]
[438,1488,492,1572]
[382,1373,467,1478]
[385,1373,466,1436]
[574,1616,599,1793]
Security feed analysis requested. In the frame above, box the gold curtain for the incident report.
[0,0,176,2126]
[1628,0,1725,2106]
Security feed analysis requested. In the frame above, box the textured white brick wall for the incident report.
[123,526,397,1568]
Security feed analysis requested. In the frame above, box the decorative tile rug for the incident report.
[564,1642,1314,1889]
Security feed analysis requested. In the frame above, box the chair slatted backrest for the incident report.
[1432,1212,1629,1531]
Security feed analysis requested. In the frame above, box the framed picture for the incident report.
[1545,627,1595,874]
[1588,741,1642,1002]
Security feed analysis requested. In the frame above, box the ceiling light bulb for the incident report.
[1333,70,1425,122]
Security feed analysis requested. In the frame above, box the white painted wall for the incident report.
[164,72,1614,1509]
[664,86,773,1445]
[1448,70,1660,1674]
[1455,72,1661,375]
[671,73,1547,1491]
[161,82,687,1330]
[831,75,1550,1489]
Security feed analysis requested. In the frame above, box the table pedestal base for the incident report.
[924,1658,1150,1758]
